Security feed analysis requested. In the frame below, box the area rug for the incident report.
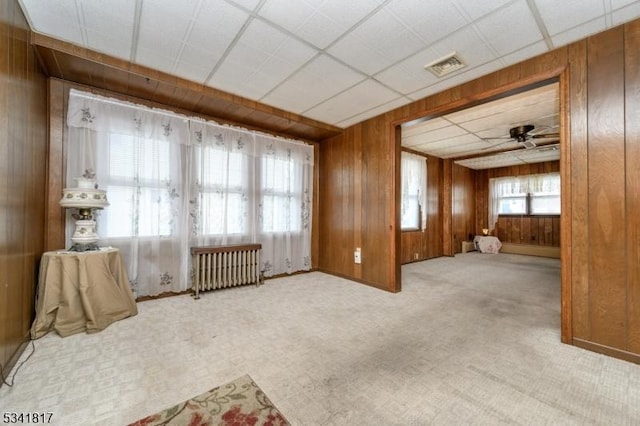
[128,374,290,426]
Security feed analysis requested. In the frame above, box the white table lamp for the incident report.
[59,177,109,251]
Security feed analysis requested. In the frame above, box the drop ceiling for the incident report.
[18,0,640,131]
[403,82,561,169]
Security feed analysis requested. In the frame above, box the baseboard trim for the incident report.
[500,243,560,258]
[573,338,640,365]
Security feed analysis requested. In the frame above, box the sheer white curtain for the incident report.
[66,89,314,296]
[188,122,313,277]
[254,133,314,275]
[67,89,191,297]
[401,152,427,229]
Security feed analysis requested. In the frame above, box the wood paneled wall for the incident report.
[496,216,560,246]
[474,161,560,233]
[452,164,476,253]
[319,19,640,363]
[0,0,47,382]
[400,153,443,264]
[318,121,396,290]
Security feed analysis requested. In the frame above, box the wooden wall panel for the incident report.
[0,0,47,383]
[586,27,627,348]
[626,19,640,354]
[400,153,443,264]
[495,216,560,246]
[567,40,589,343]
[452,164,476,253]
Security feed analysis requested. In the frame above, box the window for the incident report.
[489,172,560,229]
[105,133,174,238]
[261,156,301,233]
[194,145,249,236]
[401,152,427,230]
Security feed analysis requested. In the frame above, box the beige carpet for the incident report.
[1,253,639,425]
[128,375,289,426]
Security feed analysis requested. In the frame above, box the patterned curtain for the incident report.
[66,89,314,296]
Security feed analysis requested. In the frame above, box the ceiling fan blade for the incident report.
[481,139,515,150]
[531,132,560,139]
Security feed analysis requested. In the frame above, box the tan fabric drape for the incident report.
[31,248,138,338]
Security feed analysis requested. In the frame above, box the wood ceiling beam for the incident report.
[30,33,342,142]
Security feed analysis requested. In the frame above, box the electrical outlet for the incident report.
[354,247,361,264]
[414,253,419,260]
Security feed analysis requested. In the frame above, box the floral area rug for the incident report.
[128,374,290,426]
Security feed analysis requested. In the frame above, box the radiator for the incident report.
[190,244,262,299]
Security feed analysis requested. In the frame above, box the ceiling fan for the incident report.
[483,124,560,150]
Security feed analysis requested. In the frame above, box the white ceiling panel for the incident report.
[305,79,401,125]
[18,0,640,136]
[258,0,383,49]
[374,47,441,94]
[209,19,317,99]
[20,0,83,45]
[227,0,262,12]
[336,97,410,128]
[474,0,543,56]
[262,54,366,114]
[534,0,604,36]
[327,6,426,75]
[613,1,640,25]
[387,0,469,43]
[186,1,248,53]
[452,0,513,21]
[550,17,607,48]
[500,40,548,68]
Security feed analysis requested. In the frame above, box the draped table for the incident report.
[473,236,502,254]
[31,248,138,338]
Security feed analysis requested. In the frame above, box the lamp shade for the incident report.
[59,177,109,209]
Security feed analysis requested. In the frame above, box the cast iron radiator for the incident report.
[190,243,262,299]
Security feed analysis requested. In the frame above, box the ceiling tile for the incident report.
[262,54,366,114]
[387,0,469,43]
[258,0,383,49]
[327,6,426,74]
[611,0,640,26]
[337,97,410,128]
[305,79,401,125]
[612,1,640,26]
[474,0,543,56]
[550,17,606,48]
[136,46,180,75]
[227,0,262,12]
[452,0,513,21]
[534,0,604,36]
[500,40,548,67]
[209,19,317,99]
[20,0,84,45]
[374,47,441,94]
[186,1,249,52]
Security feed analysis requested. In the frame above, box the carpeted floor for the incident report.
[1,252,639,425]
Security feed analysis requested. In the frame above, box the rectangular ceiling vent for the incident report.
[424,52,466,77]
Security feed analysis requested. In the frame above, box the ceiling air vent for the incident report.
[424,52,466,77]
